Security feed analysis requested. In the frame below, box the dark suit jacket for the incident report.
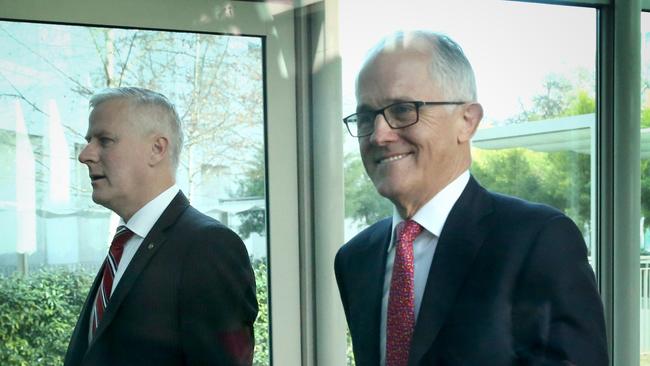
[65,191,258,366]
[335,177,608,366]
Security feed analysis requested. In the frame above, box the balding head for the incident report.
[358,30,477,102]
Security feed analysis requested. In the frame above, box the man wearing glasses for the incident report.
[334,31,607,366]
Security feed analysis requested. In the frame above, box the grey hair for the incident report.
[362,30,477,101]
[89,87,184,171]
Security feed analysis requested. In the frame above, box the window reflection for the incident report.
[0,21,269,365]
[340,2,596,364]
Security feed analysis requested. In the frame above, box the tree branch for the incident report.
[117,31,139,87]
[0,72,48,116]
[0,26,93,96]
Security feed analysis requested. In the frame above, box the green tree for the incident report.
[530,74,573,120]
[506,72,594,123]
[472,148,547,202]
[233,147,266,240]
[565,89,596,116]
[472,148,590,231]
[472,71,594,233]
[344,152,392,226]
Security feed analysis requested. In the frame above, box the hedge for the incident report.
[0,260,270,366]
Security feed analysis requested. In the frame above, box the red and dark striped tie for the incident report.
[91,225,134,337]
[386,219,422,366]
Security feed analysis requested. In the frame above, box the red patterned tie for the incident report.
[386,219,423,366]
[91,225,134,337]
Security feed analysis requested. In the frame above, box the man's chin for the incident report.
[373,181,404,202]
[90,192,108,206]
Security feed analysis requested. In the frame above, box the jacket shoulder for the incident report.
[488,190,567,222]
[173,205,249,257]
[177,205,237,234]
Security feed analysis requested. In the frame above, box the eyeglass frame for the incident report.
[342,100,467,138]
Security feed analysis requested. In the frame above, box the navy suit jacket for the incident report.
[335,177,607,366]
[64,191,258,366]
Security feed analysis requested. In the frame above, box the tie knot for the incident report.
[111,225,134,250]
[397,219,422,244]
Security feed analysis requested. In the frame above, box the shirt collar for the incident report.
[120,184,180,239]
[388,171,470,252]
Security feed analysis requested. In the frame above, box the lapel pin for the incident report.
[148,243,155,250]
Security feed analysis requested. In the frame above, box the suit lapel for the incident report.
[354,219,392,365]
[409,177,494,365]
[88,191,190,348]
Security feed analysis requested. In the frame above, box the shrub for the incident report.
[0,267,94,365]
[0,261,271,365]
[252,259,269,365]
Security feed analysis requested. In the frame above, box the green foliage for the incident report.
[642,107,650,128]
[565,89,596,116]
[238,210,265,241]
[472,149,591,231]
[507,73,595,124]
[252,259,269,365]
[472,70,595,241]
[0,261,271,366]
[347,328,355,365]
[642,160,650,234]
[344,152,392,225]
[0,268,94,365]
[529,74,573,120]
[234,147,266,240]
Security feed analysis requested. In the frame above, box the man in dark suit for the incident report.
[335,31,608,366]
[65,87,258,366]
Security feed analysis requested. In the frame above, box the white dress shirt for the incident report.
[379,171,470,366]
[88,184,180,341]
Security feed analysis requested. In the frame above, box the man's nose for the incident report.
[368,113,397,145]
[78,143,95,164]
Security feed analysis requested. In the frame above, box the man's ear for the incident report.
[458,102,483,143]
[150,135,169,166]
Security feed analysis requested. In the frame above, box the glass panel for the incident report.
[0,21,269,364]
[340,2,596,364]
[641,12,650,366]
[341,1,596,251]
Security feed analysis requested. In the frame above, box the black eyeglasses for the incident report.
[342,101,467,137]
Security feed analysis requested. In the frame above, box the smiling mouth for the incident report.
[90,175,106,182]
[377,153,412,164]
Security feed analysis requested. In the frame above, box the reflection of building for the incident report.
[0,99,109,275]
